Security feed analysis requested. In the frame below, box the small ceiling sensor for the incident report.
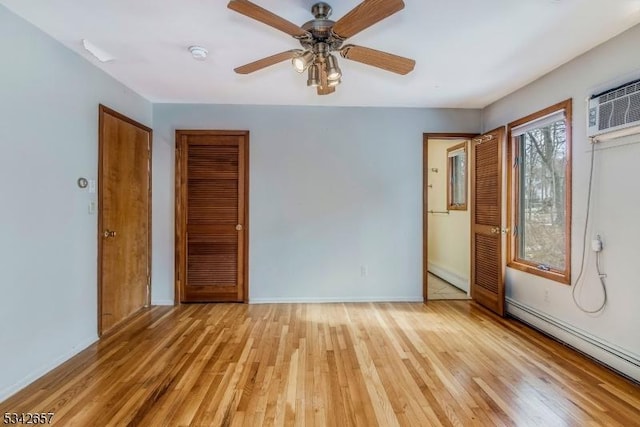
[82,39,115,62]
[189,46,208,61]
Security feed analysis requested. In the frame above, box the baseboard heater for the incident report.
[506,298,640,383]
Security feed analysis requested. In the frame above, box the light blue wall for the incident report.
[483,23,640,379]
[152,105,481,304]
[0,6,152,400]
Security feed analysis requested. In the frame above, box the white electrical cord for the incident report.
[572,141,607,313]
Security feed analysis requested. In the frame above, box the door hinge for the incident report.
[513,225,519,236]
[473,134,494,145]
[145,276,151,307]
[513,156,520,168]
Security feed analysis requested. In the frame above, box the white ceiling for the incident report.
[3,0,640,108]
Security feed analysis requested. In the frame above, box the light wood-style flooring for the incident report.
[1,302,639,426]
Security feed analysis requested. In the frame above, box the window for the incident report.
[507,99,572,284]
[447,142,467,211]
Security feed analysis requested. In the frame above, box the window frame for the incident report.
[506,99,572,285]
[446,141,468,211]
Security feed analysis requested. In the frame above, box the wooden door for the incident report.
[98,105,152,335]
[470,127,506,316]
[175,131,249,303]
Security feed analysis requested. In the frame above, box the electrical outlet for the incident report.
[544,290,550,303]
[360,265,368,277]
[592,235,603,252]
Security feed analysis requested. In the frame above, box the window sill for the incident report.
[447,205,467,211]
[507,261,570,285]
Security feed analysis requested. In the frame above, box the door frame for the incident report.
[98,105,152,336]
[174,130,250,304]
[423,133,477,302]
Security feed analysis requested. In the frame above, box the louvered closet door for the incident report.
[470,128,506,316]
[176,131,249,303]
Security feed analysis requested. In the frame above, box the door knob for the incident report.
[103,230,117,238]
[491,227,500,234]
[235,224,243,231]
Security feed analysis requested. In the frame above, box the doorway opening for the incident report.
[423,134,475,301]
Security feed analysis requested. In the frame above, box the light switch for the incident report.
[88,201,96,214]
[89,179,96,194]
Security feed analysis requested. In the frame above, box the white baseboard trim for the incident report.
[428,262,469,293]
[0,336,98,402]
[249,296,423,304]
[151,299,175,306]
[506,297,640,382]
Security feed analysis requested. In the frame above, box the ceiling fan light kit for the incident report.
[227,0,415,95]
[293,50,315,73]
[326,54,342,80]
[307,63,321,87]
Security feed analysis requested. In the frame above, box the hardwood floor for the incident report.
[1,302,639,426]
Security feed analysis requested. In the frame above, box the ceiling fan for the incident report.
[228,0,416,95]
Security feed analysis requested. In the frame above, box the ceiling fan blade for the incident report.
[317,64,335,95]
[318,86,336,95]
[332,0,405,39]
[228,0,309,38]
[341,45,415,75]
[317,84,335,95]
[234,50,302,74]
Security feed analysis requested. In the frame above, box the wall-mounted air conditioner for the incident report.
[588,78,640,142]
